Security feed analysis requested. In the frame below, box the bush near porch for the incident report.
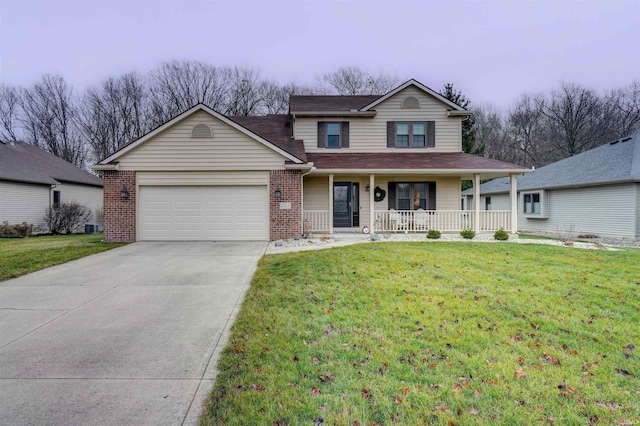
[202,243,639,425]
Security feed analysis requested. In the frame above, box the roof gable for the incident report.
[0,141,102,186]
[98,104,304,165]
[360,79,469,112]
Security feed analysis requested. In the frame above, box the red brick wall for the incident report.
[103,170,136,242]
[269,170,302,240]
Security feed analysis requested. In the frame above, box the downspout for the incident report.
[300,165,316,236]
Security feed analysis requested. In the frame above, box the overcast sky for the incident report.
[1,0,638,109]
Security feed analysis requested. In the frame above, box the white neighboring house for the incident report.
[0,140,103,232]
[462,133,640,238]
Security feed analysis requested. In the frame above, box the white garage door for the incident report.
[139,186,268,241]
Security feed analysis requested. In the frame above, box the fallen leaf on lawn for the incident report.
[470,406,479,415]
[530,322,539,329]
[313,417,324,425]
[312,356,320,365]
[394,394,403,404]
[311,387,321,396]
[474,389,483,397]
[515,367,526,379]
[401,386,409,394]
[623,343,635,350]
[616,368,632,377]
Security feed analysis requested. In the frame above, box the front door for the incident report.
[333,182,352,227]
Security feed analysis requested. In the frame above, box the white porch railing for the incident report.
[303,210,511,233]
[303,210,330,233]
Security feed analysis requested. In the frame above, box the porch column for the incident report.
[328,174,334,234]
[473,174,480,233]
[510,173,518,234]
[369,174,375,232]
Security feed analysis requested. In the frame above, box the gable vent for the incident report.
[192,124,213,138]
[402,97,420,109]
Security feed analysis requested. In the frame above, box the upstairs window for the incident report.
[387,121,435,148]
[318,122,350,148]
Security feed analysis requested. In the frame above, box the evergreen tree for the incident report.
[439,83,482,156]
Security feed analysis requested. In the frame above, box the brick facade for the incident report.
[103,170,136,242]
[269,170,303,240]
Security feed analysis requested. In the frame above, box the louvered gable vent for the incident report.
[192,124,213,138]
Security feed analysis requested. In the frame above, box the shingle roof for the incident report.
[289,95,381,112]
[229,115,306,162]
[0,141,103,187]
[307,152,530,171]
[464,133,640,195]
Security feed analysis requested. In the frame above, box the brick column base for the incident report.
[103,170,136,242]
[269,170,302,240]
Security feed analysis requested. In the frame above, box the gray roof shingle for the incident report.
[464,133,640,195]
[289,95,381,112]
[0,141,102,187]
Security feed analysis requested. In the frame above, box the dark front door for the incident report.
[333,182,352,227]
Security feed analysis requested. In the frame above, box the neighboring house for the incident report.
[0,140,103,231]
[93,79,528,242]
[462,133,640,237]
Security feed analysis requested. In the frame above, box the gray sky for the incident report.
[1,0,638,108]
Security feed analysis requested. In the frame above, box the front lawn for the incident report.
[0,233,127,281]
[202,243,639,425]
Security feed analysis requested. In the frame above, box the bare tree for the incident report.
[604,81,640,139]
[149,60,230,122]
[474,104,509,162]
[504,94,550,166]
[19,74,86,167]
[0,84,22,141]
[78,72,151,162]
[316,66,400,95]
[538,82,607,157]
[223,66,265,116]
[261,81,314,115]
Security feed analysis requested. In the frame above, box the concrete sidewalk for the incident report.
[0,241,265,425]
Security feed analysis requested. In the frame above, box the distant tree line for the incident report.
[1,61,638,170]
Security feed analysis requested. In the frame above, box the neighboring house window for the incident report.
[523,192,540,214]
[387,121,435,148]
[191,124,213,138]
[485,197,492,211]
[388,182,436,210]
[317,122,349,148]
[53,190,61,208]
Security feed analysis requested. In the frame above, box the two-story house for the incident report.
[93,79,528,242]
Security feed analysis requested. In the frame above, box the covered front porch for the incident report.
[302,173,518,235]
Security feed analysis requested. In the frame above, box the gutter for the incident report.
[285,162,315,171]
[91,163,120,171]
[447,110,473,117]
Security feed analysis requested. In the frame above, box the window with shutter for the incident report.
[390,182,436,210]
[318,121,349,149]
[387,121,434,148]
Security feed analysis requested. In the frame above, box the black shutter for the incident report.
[341,122,349,148]
[387,122,396,148]
[387,182,396,209]
[427,121,435,147]
[318,122,327,148]
[428,182,436,209]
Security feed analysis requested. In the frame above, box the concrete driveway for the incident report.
[0,241,266,425]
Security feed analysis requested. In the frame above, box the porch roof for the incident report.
[306,152,529,177]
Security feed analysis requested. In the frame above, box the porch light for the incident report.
[366,184,370,192]
[120,186,129,199]
[274,189,282,198]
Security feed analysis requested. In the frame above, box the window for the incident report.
[523,192,540,214]
[485,196,492,211]
[327,123,340,148]
[387,121,434,148]
[53,190,61,208]
[318,122,349,148]
[388,182,436,210]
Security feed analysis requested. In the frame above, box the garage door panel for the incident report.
[140,186,268,241]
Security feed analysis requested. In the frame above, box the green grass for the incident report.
[202,242,640,425]
[0,234,127,281]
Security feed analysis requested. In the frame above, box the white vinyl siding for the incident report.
[296,87,462,153]
[55,182,103,222]
[118,111,286,171]
[0,181,50,228]
[139,186,268,241]
[518,183,637,237]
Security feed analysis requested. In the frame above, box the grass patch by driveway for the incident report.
[202,242,639,425]
[0,233,127,281]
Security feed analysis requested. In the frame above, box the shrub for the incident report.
[494,228,509,241]
[44,202,92,234]
[0,221,34,238]
[426,229,441,239]
[460,229,476,239]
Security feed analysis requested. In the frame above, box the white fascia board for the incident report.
[99,104,303,165]
[447,110,473,117]
[360,79,466,112]
[91,163,119,171]
[309,168,530,175]
[285,162,315,170]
